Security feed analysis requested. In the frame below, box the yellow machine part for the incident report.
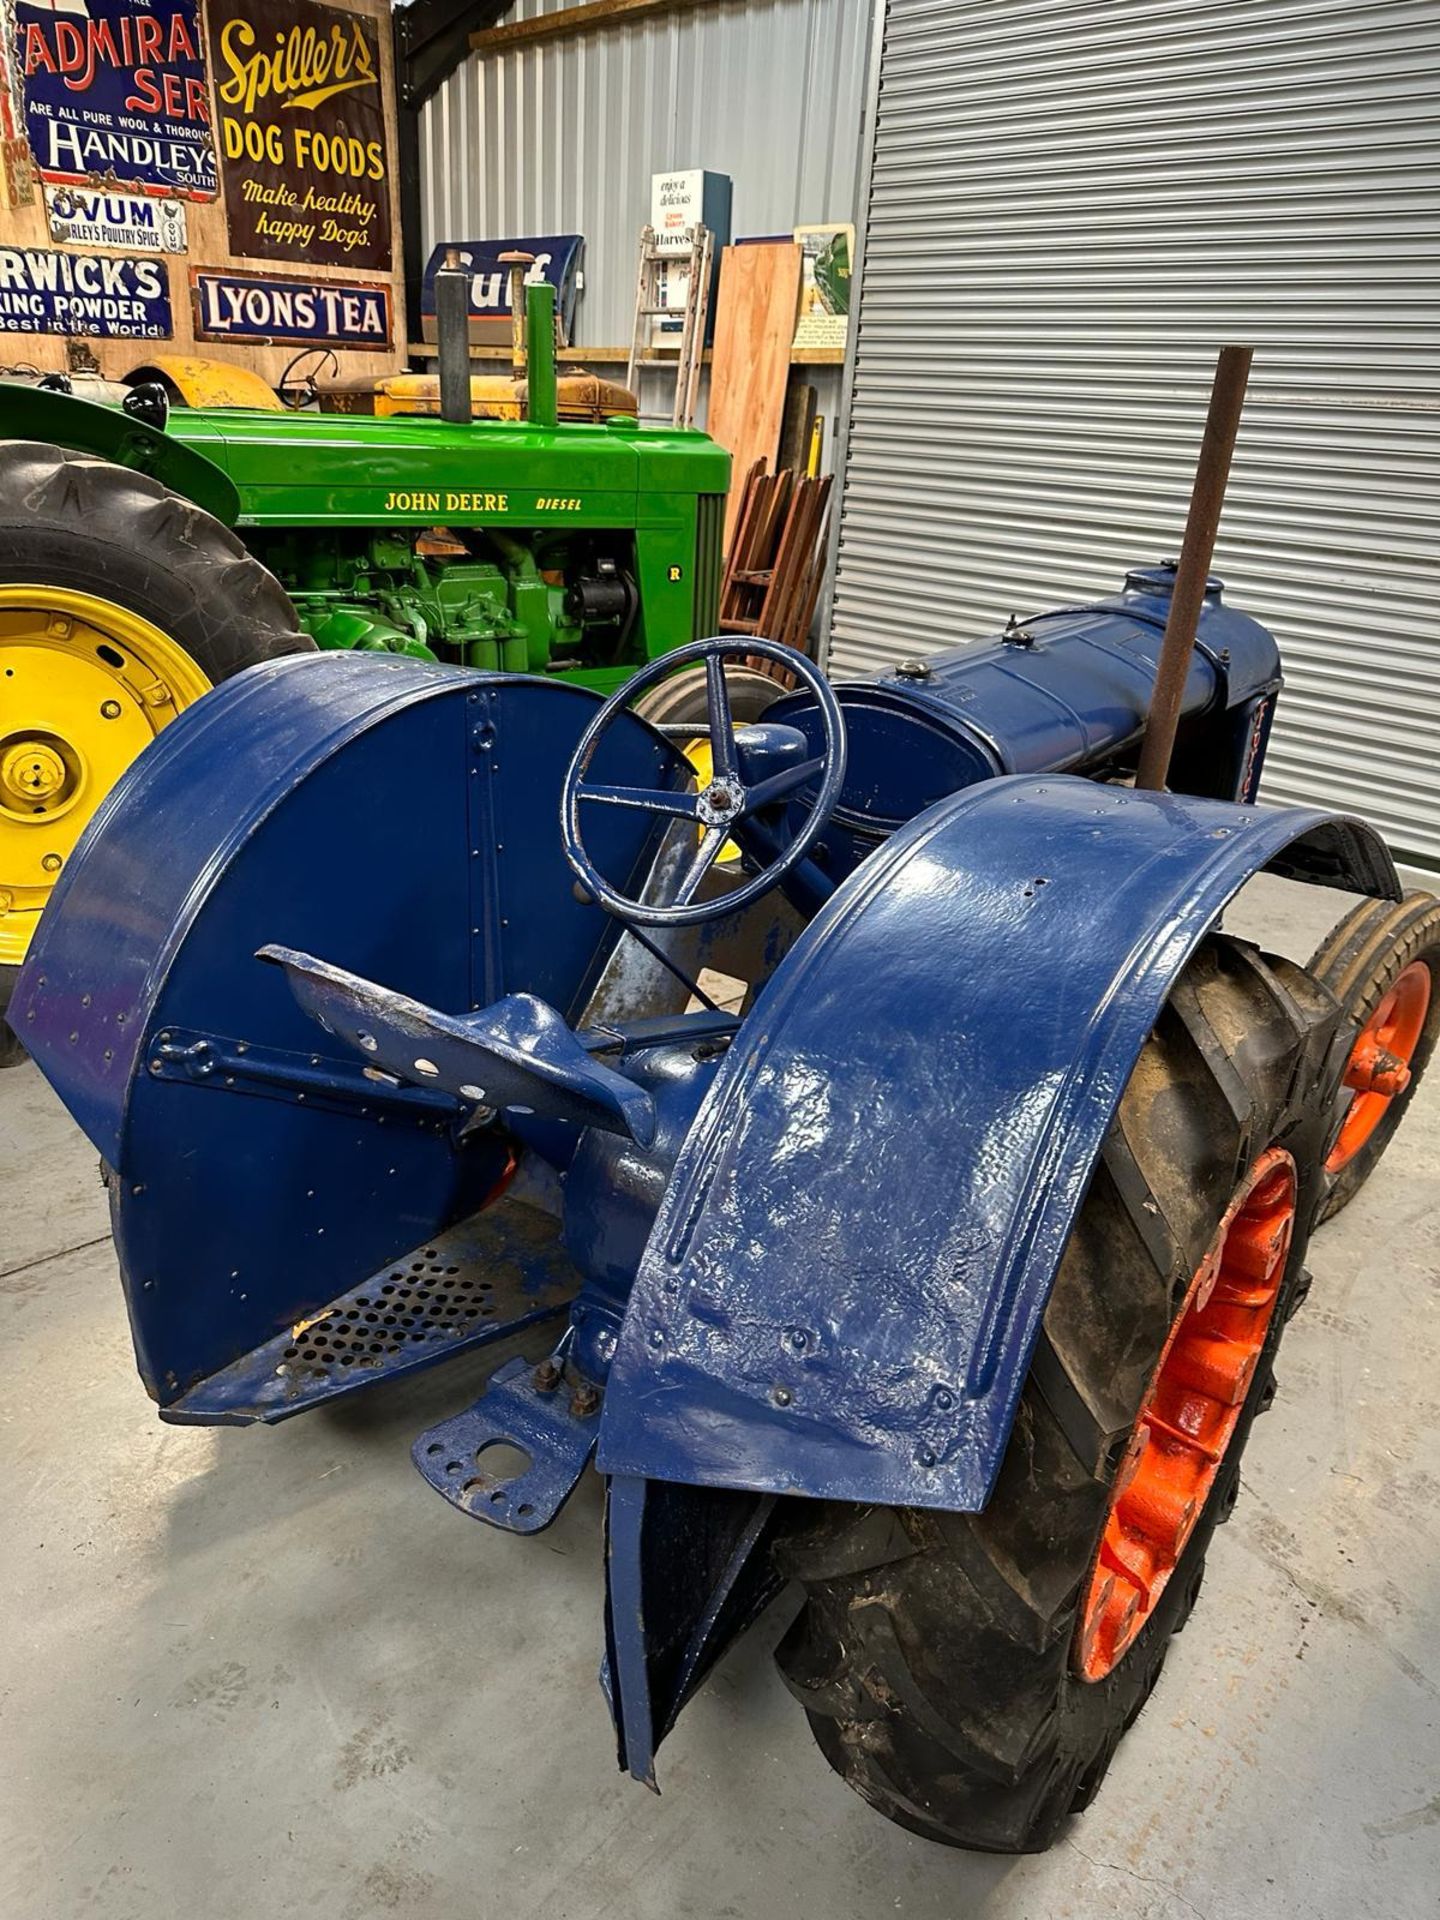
[317,371,640,422]
[682,735,742,866]
[126,356,284,411]
[0,586,212,968]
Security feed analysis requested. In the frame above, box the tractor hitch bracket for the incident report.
[147,1026,462,1127]
[413,1352,601,1533]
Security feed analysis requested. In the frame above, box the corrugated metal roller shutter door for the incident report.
[831,0,1440,865]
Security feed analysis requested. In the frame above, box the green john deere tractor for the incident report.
[0,285,773,1059]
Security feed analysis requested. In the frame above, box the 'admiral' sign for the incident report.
[11,0,217,199]
[0,247,172,337]
[191,268,391,349]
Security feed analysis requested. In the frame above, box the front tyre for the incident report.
[1307,890,1440,1222]
[775,937,1343,1852]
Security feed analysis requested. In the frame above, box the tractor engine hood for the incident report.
[164,409,730,526]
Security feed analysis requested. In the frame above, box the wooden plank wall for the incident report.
[0,0,404,389]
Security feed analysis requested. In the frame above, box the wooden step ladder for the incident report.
[625,223,714,429]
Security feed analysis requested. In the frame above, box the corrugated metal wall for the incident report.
[830,0,1440,866]
[419,0,871,436]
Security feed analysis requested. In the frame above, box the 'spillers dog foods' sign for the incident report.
[208,0,393,273]
[10,0,217,198]
[0,245,172,336]
[191,266,391,348]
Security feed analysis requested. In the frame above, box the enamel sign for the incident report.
[10,0,217,199]
[45,185,188,252]
[191,266,391,348]
[0,245,172,335]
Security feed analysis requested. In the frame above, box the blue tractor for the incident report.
[14,545,1440,1848]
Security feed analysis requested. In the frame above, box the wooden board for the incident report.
[0,0,404,391]
[706,242,804,550]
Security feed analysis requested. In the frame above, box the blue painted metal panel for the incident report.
[413,1354,599,1534]
[163,1198,578,1426]
[14,654,684,1407]
[596,776,1397,1512]
[770,567,1281,854]
[604,1474,781,1787]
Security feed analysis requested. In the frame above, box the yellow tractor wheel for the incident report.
[0,442,313,1063]
[0,588,212,970]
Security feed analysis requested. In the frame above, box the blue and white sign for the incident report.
[45,187,188,253]
[11,0,217,199]
[0,247,172,337]
[191,268,392,349]
[420,236,584,345]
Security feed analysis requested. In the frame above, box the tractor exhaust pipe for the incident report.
[1135,345,1254,792]
[525,282,558,431]
[435,247,473,426]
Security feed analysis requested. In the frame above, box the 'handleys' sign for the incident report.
[191,268,392,348]
[0,247,173,337]
[10,0,217,199]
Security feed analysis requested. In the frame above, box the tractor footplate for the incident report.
[412,1353,600,1534]
[161,1198,579,1426]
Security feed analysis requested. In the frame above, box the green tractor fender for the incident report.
[0,383,240,526]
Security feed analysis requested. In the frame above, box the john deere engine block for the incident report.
[253,526,642,674]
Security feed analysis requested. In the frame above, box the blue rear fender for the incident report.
[596,774,1397,1513]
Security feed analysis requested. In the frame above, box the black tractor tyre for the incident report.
[0,442,312,1064]
[632,661,786,729]
[1306,890,1440,1223]
[0,441,311,688]
[774,936,1347,1853]
[0,978,25,1067]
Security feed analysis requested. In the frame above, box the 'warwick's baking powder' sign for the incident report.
[191,267,391,348]
[11,0,217,199]
[46,186,188,252]
[0,246,172,336]
[209,0,393,273]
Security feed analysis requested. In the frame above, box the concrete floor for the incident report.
[2,874,1438,1920]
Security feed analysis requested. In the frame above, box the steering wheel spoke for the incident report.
[560,637,847,930]
[674,825,731,905]
[578,780,702,821]
[739,754,826,816]
[703,653,741,781]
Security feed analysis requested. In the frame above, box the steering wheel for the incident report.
[561,637,847,929]
[278,346,339,409]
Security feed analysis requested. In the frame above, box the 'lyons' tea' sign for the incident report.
[209,0,393,273]
[191,267,391,348]
[10,0,217,199]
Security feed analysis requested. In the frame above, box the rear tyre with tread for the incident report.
[775,936,1345,1852]
[0,442,312,1061]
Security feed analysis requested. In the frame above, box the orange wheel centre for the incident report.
[1326,962,1431,1173]
[1075,1147,1298,1682]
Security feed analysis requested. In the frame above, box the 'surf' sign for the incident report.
[0,247,173,338]
[191,267,391,348]
[209,0,394,273]
[11,0,217,199]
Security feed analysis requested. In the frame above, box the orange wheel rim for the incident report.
[1075,1147,1297,1683]
[1326,961,1431,1173]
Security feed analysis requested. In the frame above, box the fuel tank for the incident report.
[771,564,1281,869]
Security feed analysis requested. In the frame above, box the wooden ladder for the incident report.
[625,222,715,429]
